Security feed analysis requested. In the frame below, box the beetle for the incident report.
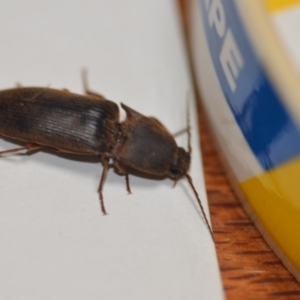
[0,71,213,238]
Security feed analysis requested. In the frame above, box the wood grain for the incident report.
[178,0,300,298]
[198,104,300,299]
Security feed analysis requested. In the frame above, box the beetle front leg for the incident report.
[173,127,188,137]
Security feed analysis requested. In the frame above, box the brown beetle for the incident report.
[0,72,213,238]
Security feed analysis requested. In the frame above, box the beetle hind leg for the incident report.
[0,143,42,157]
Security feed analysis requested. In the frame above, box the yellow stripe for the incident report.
[240,156,300,272]
[264,0,300,13]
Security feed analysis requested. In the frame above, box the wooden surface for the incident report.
[178,1,300,299]
[198,105,300,299]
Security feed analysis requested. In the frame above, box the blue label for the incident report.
[199,0,300,170]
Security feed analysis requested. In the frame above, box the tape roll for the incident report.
[190,0,300,282]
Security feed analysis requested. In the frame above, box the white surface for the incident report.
[0,1,223,300]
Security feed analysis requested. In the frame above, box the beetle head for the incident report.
[169,147,190,179]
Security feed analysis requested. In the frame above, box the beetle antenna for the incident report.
[185,91,213,240]
[185,173,214,241]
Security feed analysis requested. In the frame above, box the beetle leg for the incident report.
[148,117,188,137]
[81,69,106,100]
[125,174,131,195]
[113,160,132,194]
[98,156,110,215]
[173,127,188,137]
[0,143,42,156]
[173,179,179,188]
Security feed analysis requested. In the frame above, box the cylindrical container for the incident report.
[189,0,300,282]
